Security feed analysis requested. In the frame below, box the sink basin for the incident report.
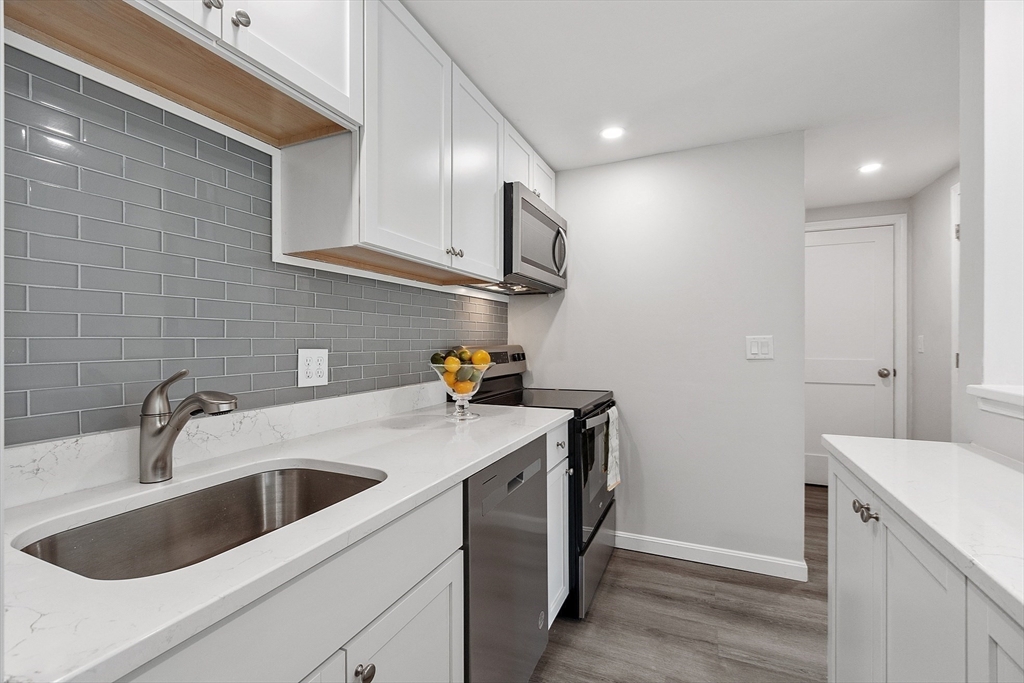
[20,468,382,580]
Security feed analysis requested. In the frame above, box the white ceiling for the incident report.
[403,0,960,209]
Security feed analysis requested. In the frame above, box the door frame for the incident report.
[804,214,910,482]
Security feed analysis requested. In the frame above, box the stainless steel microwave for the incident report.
[477,181,567,295]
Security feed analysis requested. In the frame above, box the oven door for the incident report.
[578,405,614,544]
[505,181,567,292]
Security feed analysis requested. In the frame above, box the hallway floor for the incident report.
[531,485,828,682]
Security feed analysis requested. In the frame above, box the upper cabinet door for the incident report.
[450,65,503,281]
[503,121,532,187]
[532,154,556,209]
[220,0,363,124]
[362,0,452,267]
[147,0,222,37]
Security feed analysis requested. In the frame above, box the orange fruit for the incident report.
[443,371,457,387]
[443,356,461,373]
[453,380,475,394]
[471,349,491,366]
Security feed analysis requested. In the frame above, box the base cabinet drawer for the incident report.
[304,550,464,683]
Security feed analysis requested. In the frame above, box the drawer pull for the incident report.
[556,440,566,449]
[860,506,880,523]
[231,9,251,27]
[852,498,865,514]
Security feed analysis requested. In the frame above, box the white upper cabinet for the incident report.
[451,65,503,281]
[503,122,532,187]
[362,0,452,267]
[146,0,363,125]
[532,155,556,208]
[220,0,363,124]
[502,119,556,208]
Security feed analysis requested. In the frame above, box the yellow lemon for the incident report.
[471,349,491,366]
[443,356,461,373]
[453,380,475,394]
[442,371,457,387]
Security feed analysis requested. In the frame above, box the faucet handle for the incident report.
[141,369,189,416]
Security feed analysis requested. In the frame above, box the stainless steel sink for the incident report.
[20,468,383,580]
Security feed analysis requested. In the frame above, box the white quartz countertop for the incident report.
[823,435,1024,626]
[3,403,572,683]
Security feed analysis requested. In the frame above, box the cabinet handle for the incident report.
[556,441,565,449]
[860,506,880,523]
[457,249,464,258]
[202,0,223,8]
[354,663,376,683]
[566,467,574,476]
[445,247,453,256]
[852,498,865,514]
[231,9,251,27]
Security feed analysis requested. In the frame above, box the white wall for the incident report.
[956,0,1024,460]
[510,132,807,580]
[910,166,960,442]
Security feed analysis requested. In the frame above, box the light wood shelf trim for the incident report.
[4,0,346,148]
[290,246,487,287]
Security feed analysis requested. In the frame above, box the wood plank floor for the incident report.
[531,485,828,683]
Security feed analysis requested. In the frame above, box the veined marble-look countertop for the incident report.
[823,435,1024,626]
[3,402,573,683]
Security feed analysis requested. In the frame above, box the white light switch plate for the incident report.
[746,335,774,360]
[298,348,329,387]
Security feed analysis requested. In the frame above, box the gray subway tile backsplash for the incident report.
[3,46,508,446]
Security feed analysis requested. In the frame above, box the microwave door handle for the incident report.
[585,411,609,430]
[554,227,568,276]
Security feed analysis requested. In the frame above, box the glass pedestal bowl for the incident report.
[430,362,495,421]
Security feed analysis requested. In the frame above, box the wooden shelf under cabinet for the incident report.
[290,246,487,287]
[4,0,346,148]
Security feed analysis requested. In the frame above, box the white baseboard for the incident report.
[614,531,809,582]
[805,453,829,486]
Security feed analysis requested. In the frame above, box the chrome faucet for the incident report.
[139,369,238,484]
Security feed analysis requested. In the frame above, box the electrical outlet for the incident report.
[298,348,329,387]
[746,335,774,360]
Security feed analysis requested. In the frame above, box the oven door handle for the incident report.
[584,412,609,430]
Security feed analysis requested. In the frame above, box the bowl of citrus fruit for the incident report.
[429,347,495,421]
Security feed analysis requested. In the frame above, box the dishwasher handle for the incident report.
[481,458,542,516]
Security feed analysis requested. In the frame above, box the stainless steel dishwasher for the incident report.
[465,435,548,683]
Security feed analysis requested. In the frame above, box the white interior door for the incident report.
[805,226,895,484]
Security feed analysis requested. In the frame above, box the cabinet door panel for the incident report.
[503,121,532,187]
[221,0,361,120]
[546,458,569,627]
[343,551,464,683]
[450,65,502,281]
[363,0,451,266]
[831,474,880,683]
[148,0,221,36]
[884,514,966,682]
[968,582,1024,683]
[532,155,556,208]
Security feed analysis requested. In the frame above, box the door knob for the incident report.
[877,368,891,378]
[231,9,251,26]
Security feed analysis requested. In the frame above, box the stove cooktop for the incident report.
[475,388,613,416]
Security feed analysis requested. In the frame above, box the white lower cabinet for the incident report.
[830,460,1004,683]
[122,485,463,683]
[968,583,1024,683]
[304,551,464,683]
[546,421,570,628]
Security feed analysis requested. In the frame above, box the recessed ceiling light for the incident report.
[859,162,882,174]
[600,126,624,140]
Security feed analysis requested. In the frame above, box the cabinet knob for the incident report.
[231,9,251,27]
[457,249,464,258]
[354,663,376,683]
[860,506,880,523]
[566,467,574,476]
[201,0,223,8]
[852,498,864,514]
[445,247,453,256]
[556,440,565,449]
[877,368,891,378]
